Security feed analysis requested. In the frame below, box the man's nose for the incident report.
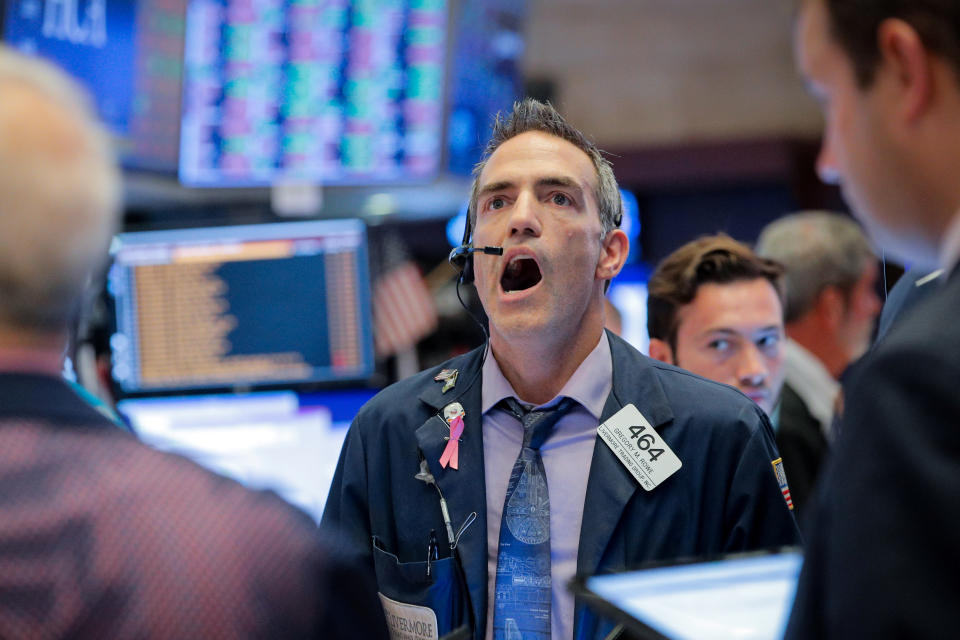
[737,345,769,387]
[508,192,542,237]
[816,137,841,185]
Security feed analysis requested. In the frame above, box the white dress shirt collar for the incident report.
[783,338,840,440]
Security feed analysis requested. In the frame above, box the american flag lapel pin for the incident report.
[433,368,458,393]
[771,458,794,510]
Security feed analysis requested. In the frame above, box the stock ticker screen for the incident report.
[2,0,186,172]
[107,219,375,395]
[178,0,448,186]
[4,1,523,182]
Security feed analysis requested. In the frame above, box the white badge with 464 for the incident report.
[597,404,682,490]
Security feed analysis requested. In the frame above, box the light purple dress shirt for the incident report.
[481,332,613,640]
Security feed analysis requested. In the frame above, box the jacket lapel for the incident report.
[576,333,676,577]
[415,349,489,638]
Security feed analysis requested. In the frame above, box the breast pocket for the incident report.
[372,536,469,639]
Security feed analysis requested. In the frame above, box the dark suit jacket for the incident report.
[323,331,801,640]
[776,382,829,522]
[0,372,387,639]
[875,267,941,342]
[786,267,960,639]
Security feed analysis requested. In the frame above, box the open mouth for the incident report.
[500,255,542,293]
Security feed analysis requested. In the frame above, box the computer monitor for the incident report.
[2,0,185,172]
[178,0,448,186]
[2,0,137,138]
[107,218,375,396]
[576,550,803,640]
[116,387,376,521]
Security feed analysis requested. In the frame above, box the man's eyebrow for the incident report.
[476,180,515,199]
[699,326,783,339]
[757,325,784,334]
[536,176,588,197]
[536,176,580,189]
[701,328,740,338]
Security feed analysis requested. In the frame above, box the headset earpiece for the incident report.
[450,211,475,284]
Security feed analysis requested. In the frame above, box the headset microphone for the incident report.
[449,211,503,284]
[448,244,503,284]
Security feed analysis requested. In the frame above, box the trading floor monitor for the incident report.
[107,218,376,520]
[108,218,374,395]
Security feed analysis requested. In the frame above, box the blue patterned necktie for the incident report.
[492,397,576,640]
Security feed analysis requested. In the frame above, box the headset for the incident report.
[447,210,503,284]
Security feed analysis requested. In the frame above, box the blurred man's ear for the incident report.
[648,338,676,365]
[876,17,933,123]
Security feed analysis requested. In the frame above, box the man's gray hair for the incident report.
[0,46,121,332]
[467,98,622,236]
[756,211,875,323]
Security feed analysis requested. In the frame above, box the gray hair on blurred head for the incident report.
[0,45,121,332]
[756,211,875,323]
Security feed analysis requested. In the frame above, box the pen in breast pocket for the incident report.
[426,528,439,577]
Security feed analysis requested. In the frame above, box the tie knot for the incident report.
[501,397,576,451]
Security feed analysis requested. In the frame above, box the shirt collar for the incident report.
[0,372,113,426]
[481,331,613,420]
[783,338,840,439]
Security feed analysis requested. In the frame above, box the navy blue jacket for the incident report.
[786,266,960,638]
[323,332,800,639]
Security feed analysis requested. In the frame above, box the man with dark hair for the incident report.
[788,0,960,636]
[647,234,787,416]
[0,46,387,639]
[323,99,799,640]
[756,211,880,515]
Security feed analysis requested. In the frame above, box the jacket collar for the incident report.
[576,331,675,576]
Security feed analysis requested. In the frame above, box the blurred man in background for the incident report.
[756,211,880,515]
[647,234,787,417]
[788,0,960,636]
[0,45,386,639]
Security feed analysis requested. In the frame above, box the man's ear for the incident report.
[876,17,934,123]
[597,229,629,281]
[648,338,676,365]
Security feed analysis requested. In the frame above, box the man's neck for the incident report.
[786,322,845,380]
[0,325,67,376]
[489,326,605,406]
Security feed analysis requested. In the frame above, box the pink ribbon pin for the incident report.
[439,407,465,469]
